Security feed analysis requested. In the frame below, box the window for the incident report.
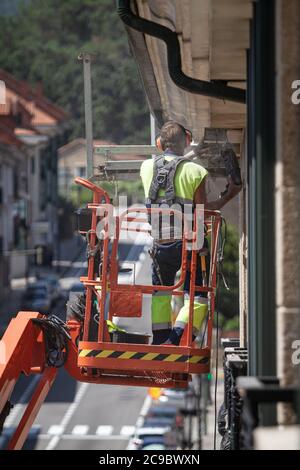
[75,166,86,178]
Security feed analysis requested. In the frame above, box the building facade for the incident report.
[0,69,69,295]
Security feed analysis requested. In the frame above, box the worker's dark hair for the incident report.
[159,121,188,153]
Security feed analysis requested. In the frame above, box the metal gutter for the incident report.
[117,0,246,104]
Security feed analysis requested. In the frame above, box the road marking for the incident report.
[53,260,87,268]
[47,425,64,436]
[45,382,89,451]
[73,261,88,268]
[39,433,129,441]
[120,425,135,436]
[126,394,152,449]
[96,425,113,436]
[139,394,152,419]
[71,425,89,436]
[45,424,139,438]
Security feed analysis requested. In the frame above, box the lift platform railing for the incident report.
[0,179,221,449]
[75,178,221,384]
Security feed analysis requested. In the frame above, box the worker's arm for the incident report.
[194,175,242,209]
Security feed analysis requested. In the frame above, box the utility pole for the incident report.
[78,53,95,179]
[150,112,156,149]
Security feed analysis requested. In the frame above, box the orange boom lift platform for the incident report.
[0,177,221,449]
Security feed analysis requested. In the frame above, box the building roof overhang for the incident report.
[120,0,253,158]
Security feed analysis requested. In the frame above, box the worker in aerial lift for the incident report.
[140,121,242,345]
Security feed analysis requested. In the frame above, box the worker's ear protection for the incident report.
[184,128,193,146]
[155,122,192,151]
[155,134,164,152]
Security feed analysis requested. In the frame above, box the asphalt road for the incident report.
[35,379,149,450]
[3,233,154,450]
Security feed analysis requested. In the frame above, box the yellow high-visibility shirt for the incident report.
[140,155,207,202]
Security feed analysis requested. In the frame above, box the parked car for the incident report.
[23,282,52,314]
[0,426,40,450]
[147,405,178,419]
[146,405,184,430]
[141,443,166,450]
[39,275,61,302]
[132,427,178,450]
[143,417,175,428]
[25,280,50,295]
[160,388,187,401]
[127,426,171,450]
[68,282,85,294]
[136,436,166,450]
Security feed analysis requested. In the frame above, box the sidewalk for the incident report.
[201,374,223,450]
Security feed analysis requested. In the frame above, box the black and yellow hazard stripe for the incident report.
[78,349,209,364]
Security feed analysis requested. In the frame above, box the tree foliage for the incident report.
[0,0,149,143]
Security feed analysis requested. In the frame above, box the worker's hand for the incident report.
[226,175,242,199]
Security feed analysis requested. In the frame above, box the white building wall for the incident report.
[26,142,49,248]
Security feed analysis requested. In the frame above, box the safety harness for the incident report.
[146,155,192,241]
[147,155,190,206]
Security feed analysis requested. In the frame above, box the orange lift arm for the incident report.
[0,312,57,450]
[0,178,222,450]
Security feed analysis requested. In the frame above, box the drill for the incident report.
[220,145,242,197]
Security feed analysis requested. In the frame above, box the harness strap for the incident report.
[148,155,189,205]
[147,155,194,241]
